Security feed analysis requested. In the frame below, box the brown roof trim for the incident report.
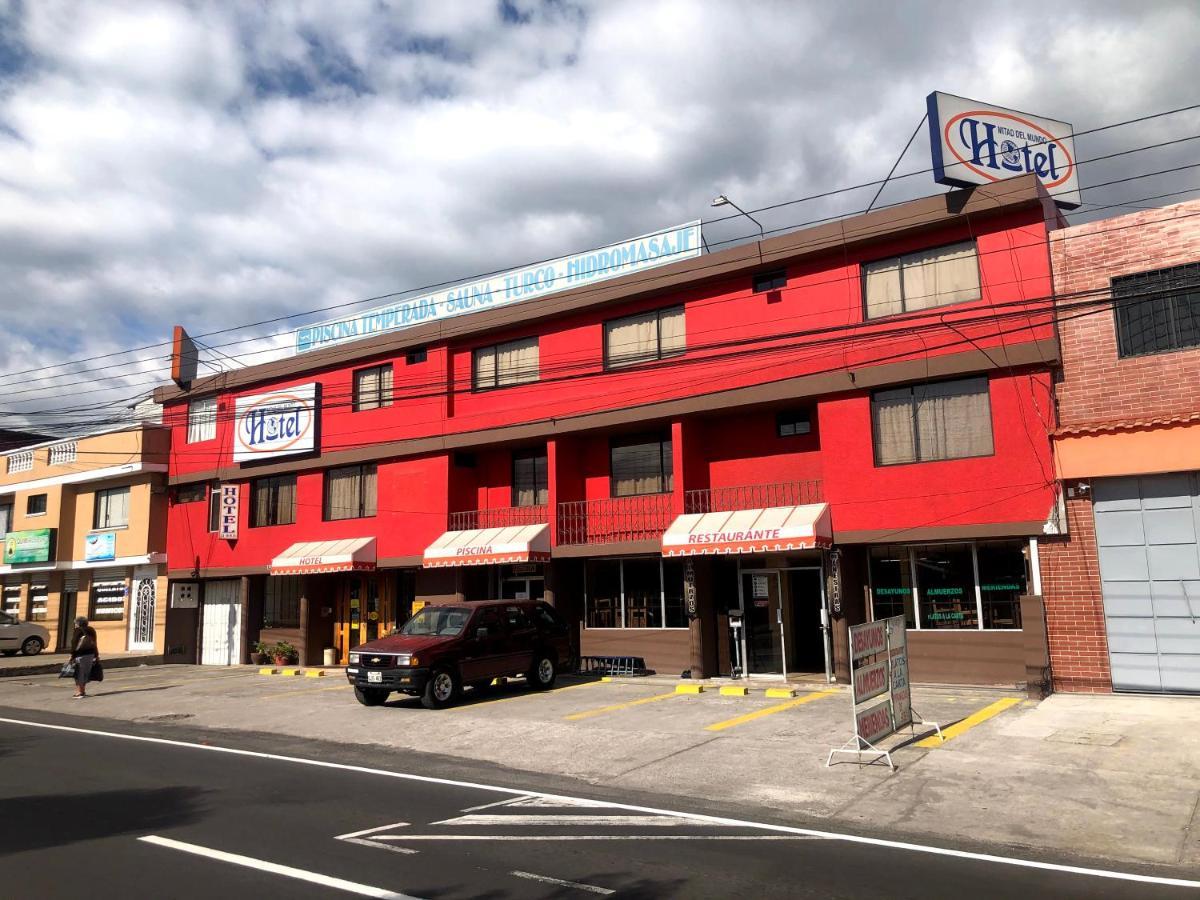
[833,520,1046,544]
[154,175,1049,405]
[552,539,662,558]
[168,336,1057,487]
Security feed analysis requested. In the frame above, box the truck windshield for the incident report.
[400,606,470,637]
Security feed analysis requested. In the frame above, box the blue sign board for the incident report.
[84,531,116,562]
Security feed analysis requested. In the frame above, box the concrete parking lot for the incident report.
[1,665,1198,873]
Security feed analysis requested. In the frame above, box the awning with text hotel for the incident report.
[270,537,377,575]
[661,504,833,557]
[423,523,551,568]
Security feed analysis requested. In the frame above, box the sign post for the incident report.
[827,616,941,769]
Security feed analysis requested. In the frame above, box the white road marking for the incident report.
[335,822,410,840]
[374,835,823,841]
[432,814,724,827]
[138,835,421,899]
[339,837,420,856]
[506,795,614,808]
[0,717,1192,891]
[459,795,529,813]
[510,870,615,895]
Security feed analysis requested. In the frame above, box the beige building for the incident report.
[0,423,169,656]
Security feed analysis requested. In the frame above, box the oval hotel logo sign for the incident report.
[927,91,1081,209]
[233,383,318,462]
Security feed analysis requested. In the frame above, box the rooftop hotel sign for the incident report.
[294,221,703,354]
[926,91,1081,209]
[233,383,318,462]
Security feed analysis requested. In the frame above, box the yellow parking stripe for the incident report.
[916,697,1022,747]
[565,690,680,721]
[704,689,838,732]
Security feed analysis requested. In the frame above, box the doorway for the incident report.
[738,565,829,678]
[200,579,241,666]
[740,571,783,674]
[787,569,826,673]
[56,591,78,651]
[335,575,397,663]
[501,576,544,601]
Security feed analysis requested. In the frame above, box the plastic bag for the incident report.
[58,660,77,679]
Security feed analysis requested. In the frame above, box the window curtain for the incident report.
[901,242,980,311]
[914,378,993,460]
[187,398,216,443]
[361,465,377,517]
[497,338,539,386]
[253,480,272,526]
[863,258,904,319]
[611,439,671,496]
[326,467,360,520]
[872,388,917,465]
[658,307,686,356]
[109,487,130,527]
[473,346,497,388]
[605,311,658,366]
[513,453,548,507]
[356,366,391,410]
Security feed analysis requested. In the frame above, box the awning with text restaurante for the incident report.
[661,504,833,556]
[270,537,377,575]
[423,523,551,568]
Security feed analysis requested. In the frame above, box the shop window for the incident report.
[512,449,548,507]
[251,475,297,527]
[28,582,48,621]
[912,544,977,629]
[353,364,394,412]
[862,240,981,319]
[610,435,673,497]
[1113,261,1200,357]
[868,546,915,628]
[776,409,811,437]
[473,337,539,390]
[976,541,1026,629]
[871,376,993,466]
[264,576,302,628]
[26,494,47,516]
[324,464,377,520]
[604,305,685,369]
[90,575,127,621]
[752,269,787,293]
[93,486,130,529]
[2,583,20,616]
[176,483,205,504]
[584,557,686,629]
[187,397,217,443]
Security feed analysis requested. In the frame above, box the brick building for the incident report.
[1043,199,1200,693]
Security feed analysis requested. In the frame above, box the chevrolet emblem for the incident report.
[371,657,381,664]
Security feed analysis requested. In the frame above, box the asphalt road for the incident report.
[0,708,1196,900]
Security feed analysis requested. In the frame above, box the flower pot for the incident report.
[251,652,269,665]
[273,656,290,667]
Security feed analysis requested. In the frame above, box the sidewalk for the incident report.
[0,665,1196,872]
[0,650,162,678]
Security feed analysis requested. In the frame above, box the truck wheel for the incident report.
[421,667,461,709]
[354,687,390,706]
[528,653,557,690]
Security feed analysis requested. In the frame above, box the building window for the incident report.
[251,475,296,527]
[776,409,811,437]
[264,575,302,628]
[353,364,393,411]
[753,269,787,293]
[93,486,130,529]
[585,557,686,629]
[187,397,217,443]
[176,483,206,504]
[90,575,127,621]
[26,494,47,516]
[473,337,539,390]
[512,450,548,507]
[862,240,981,319]
[208,485,221,532]
[0,503,11,535]
[2,583,20,616]
[604,305,685,369]
[28,582,48,621]
[871,376,993,466]
[869,541,1026,630]
[1113,261,1200,358]
[610,435,673,497]
[324,465,377,520]
[406,347,427,365]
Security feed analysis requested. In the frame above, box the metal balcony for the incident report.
[683,480,823,514]
[447,504,548,531]
[556,494,674,546]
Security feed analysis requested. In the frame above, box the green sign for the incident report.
[3,529,53,564]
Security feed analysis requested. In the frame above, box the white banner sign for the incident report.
[233,383,318,462]
[218,484,240,540]
[293,221,702,354]
[926,91,1081,209]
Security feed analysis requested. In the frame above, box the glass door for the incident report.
[740,570,783,675]
[501,577,544,601]
[337,576,396,662]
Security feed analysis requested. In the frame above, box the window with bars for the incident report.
[862,241,981,319]
[251,475,297,527]
[610,435,673,496]
[353,364,394,411]
[604,305,685,369]
[187,397,217,443]
[1112,261,1200,358]
[473,337,539,390]
[324,465,377,520]
[93,486,130,529]
[871,377,993,466]
[512,449,548,507]
[264,575,302,627]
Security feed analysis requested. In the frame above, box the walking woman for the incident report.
[69,615,99,699]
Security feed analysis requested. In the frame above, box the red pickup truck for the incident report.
[345,599,574,709]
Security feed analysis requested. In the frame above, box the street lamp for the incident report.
[711,194,765,261]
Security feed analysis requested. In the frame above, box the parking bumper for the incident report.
[345,666,430,692]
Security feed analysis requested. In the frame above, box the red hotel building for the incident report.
[157,173,1062,687]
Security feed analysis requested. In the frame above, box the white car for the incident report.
[0,611,50,656]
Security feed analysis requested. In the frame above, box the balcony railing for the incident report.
[48,442,77,466]
[448,504,548,531]
[684,480,823,514]
[557,494,674,546]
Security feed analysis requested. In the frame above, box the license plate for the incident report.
[367,671,382,684]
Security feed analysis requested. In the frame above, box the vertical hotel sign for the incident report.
[233,383,318,463]
[926,91,1081,209]
[218,485,240,541]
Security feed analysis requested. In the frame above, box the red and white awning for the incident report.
[270,537,377,575]
[423,523,551,568]
[662,504,832,557]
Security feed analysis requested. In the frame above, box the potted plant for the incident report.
[271,641,297,667]
[251,641,272,665]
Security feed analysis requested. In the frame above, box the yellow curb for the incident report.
[279,668,301,676]
[600,677,614,682]
[916,697,1022,748]
[719,685,748,697]
[304,670,326,678]
[258,667,279,676]
[764,687,797,699]
[675,683,704,694]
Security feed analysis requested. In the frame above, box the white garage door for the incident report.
[200,580,241,666]
[1094,472,1200,693]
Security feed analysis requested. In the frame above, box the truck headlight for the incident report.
[348,653,360,665]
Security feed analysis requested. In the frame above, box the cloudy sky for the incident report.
[1,0,1198,429]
